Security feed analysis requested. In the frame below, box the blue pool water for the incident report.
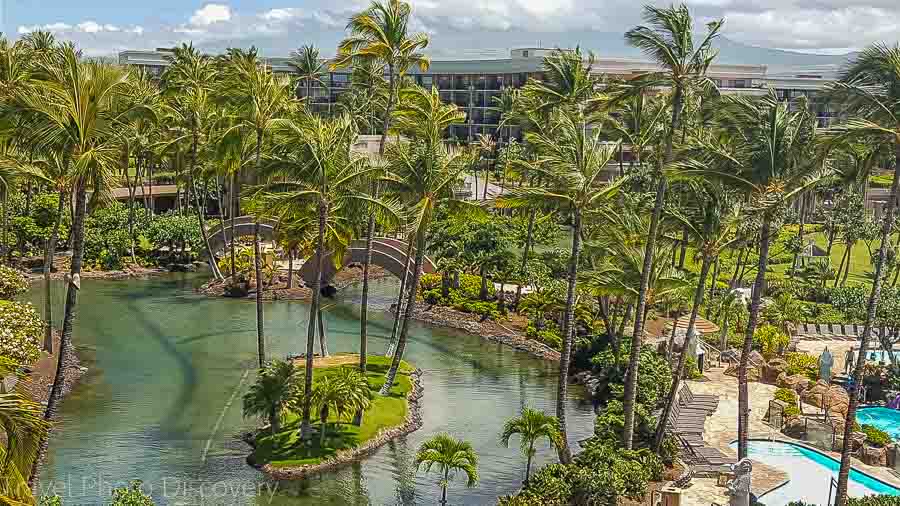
[858,407,900,441]
[730,441,900,506]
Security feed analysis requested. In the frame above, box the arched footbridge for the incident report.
[207,216,435,285]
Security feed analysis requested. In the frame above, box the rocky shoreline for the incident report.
[403,305,561,362]
[250,368,425,480]
[25,329,87,408]
[199,265,391,302]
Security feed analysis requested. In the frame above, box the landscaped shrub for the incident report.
[419,273,500,319]
[785,352,818,380]
[774,387,798,405]
[0,265,29,299]
[0,300,43,364]
[526,322,562,349]
[753,324,789,358]
[684,356,702,380]
[848,495,900,506]
[591,343,672,408]
[860,424,893,448]
[110,480,155,505]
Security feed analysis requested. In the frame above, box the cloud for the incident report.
[189,4,233,27]
[11,0,900,58]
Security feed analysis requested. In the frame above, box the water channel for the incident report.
[30,274,594,505]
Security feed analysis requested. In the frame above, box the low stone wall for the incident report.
[256,368,425,480]
[403,306,561,362]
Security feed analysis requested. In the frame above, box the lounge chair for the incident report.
[681,384,719,412]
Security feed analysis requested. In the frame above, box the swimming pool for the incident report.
[858,407,900,441]
[731,441,900,506]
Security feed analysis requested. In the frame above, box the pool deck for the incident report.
[679,368,900,506]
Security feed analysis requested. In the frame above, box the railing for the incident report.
[827,477,838,506]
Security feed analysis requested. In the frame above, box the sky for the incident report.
[5,0,900,58]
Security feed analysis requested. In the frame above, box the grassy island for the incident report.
[248,354,416,469]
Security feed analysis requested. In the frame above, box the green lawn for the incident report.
[249,355,414,468]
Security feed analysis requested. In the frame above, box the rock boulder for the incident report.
[764,358,788,384]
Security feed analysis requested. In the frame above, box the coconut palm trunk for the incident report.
[835,145,900,506]
[286,247,295,288]
[230,173,238,278]
[30,183,87,487]
[654,254,712,452]
[556,208,582,464]
[515,209,537,306]
[42,190,67,354]
[381,227,425,396]
[189,125,223,281]
[302,201,328,440]
[253,132,266,368]
[387,238,415,356]
[737,216,772,459]
[623,86,683,449]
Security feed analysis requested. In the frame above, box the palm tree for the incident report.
[497,110,622,464]
[499,407,562,484]
[0,357,50,502]
[826,43,900,506]
[289,44,328,109]
[415,433,479,506]
[653,193,742,452]
[620,4,723,450]
[309,367,372,447]
[688,90,824,460]
[242,359,302,436]
[18,45,136,481]
[161,43,224,281]
[334,0,430,386]
[251,113,399,440]
[379,86,473,396]
[220,55,295,368]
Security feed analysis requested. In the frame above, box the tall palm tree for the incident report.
[0,357,50,502]
[415,433,479,506]
[220,56,295,368]
[497,110,622,464]
[620,4,723,449]
[251,113,399,440]
[499,407,562,484]
[242,359,302,436]
[289,44,328,109]
[17,44,135,485]
[827,43,900,506]
[379,86,473,395]
[689,90,824,460]
[161,43,224,280]
[653,191,742,452]
[334,0,430,385]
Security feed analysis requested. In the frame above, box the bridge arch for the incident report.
[206,216,435,285]
[298,237,435,286]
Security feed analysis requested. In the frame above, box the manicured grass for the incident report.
[249,355,414,468]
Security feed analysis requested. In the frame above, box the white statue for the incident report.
[819,347,834,382]
[727,458,752,506]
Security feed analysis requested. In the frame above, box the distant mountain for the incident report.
[421,30,854,74]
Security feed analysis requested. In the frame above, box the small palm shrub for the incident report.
[753,324,789,358]
[0,265,28,300]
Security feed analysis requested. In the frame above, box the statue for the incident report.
[819,347,834,383]
[726,458,752,506]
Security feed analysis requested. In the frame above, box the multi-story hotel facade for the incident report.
[119,47,838,144]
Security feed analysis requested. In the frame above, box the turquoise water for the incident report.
[732,441,900,506]
[858,407,900,441]
[31,274,594,505]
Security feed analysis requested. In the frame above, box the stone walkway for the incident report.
[678,368,900,506]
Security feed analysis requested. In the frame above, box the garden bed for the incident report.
[246,355,423,479]
[199,265,391,302]
[403,304,561,362]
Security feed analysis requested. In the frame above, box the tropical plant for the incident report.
[415,433,479,506]
[497,107,622,464]
[242,359,302,436]
[250,113,398,439]
[309,367,372,447]
[0,264,27,299]
[0,357,50,504]
[109,480,155,505]
[289,44,328,106]
[620,3,723,450]
[379,86,474,396]
[500,407,563,484]
[827,43,900,506]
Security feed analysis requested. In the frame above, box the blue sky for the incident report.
[5,1,898,57]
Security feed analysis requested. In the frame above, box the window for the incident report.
[522,51,529,57]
